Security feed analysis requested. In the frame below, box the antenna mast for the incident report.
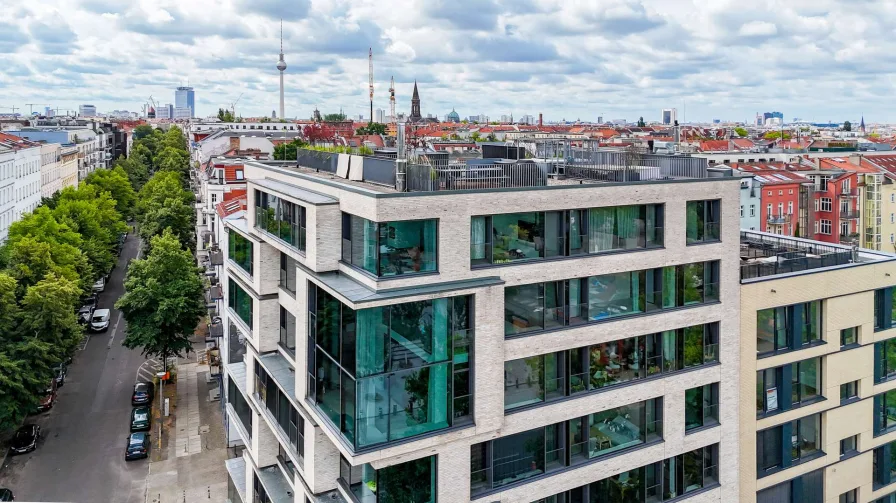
[389,76,396,124]
[368,48,374,123]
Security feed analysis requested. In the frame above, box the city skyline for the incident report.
[0,0,893,123]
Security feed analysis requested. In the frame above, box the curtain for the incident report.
[616,205,638,244]
[471,216,486,261]
[663,267,677,308]
[589,207,615,252]
[569,210,583,251]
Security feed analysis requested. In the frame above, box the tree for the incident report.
[155,146,191,183]
[114,156,150,192]
[85,167,137,219]
[763,131,792,140]
[302,123,335,145]
[116,230,205,372]
[486,133,497,142]
[136,171,195,251]
[734,127,748,137]
[637,117,646,127]
[322,112,347,121]
[470,132,481,142]
[130,143,154,174]
[20,273,84,362]
[217,108,236,122]
[133,124,154,140]
[53,185,127,277]
[843,121,852,132]
[273,138,309,160]
[356,122,387,135]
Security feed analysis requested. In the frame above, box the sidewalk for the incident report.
[143,343,228,503]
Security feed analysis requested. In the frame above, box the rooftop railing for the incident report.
[740,231,855,280]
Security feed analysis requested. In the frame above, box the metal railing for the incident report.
[839,211,860,220]
[740,231,855,279]
[766,214,791,224]
[838,188,859,198]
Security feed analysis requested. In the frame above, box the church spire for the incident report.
[410,80,421,122]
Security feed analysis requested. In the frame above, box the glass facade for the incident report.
[875,287,896,332]
[757,468,824,503]
[686,200,721,244]
[228,279,253,329]
[472,398,662,497]
[504,261,720,337]
[308,283,472,449]
[533,445,719,503]
[685,383,719,431]
[279,253,296,294]
[757,357,821,415]
[339,454,436,503]
[254,363,304,462]
[280,306,296,356]
[876,439,896,488]
[342,213,437,277]
[254,189,307,251]
[757,413,822,476]
[876,339,896,383]
[227,378,252,438]
[229,231,253,276]
[876,389,896,436]
[504,323,719,411]
[756,301,822,356]
[471,205,663,266]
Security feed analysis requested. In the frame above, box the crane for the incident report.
[368,47,374,123]
[25,104,47,115]
[0,105,19,114]
[389,76,395,124]
[230,92,244,119]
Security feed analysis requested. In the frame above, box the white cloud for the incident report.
[738,20,777,37]
[145,8,174,24]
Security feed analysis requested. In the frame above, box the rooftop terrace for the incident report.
[740,230,894,281]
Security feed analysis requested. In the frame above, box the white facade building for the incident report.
[40,143,62,198]
[13,141,41,220]
[0,145,14,243]
[662,108,678,125]
[79,104,97,117]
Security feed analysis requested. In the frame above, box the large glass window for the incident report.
[279,253,296,294]
[227,378,253,438]
[228,279,253,329]
[254,190,306,251]
[877,339,896,383]
[340,455,436,503]
[279,307,296,356]
[471,205,663,266]
[757,469,824,503]
[686,200,721,244]
[875,287,896,332]
[254,363,304,463]
[310,284,472,449]
[875,439,896,488]
[757,413,822,477]
[876,389,896,436]
[685,383,719,431]
[536,444,719,503]
[504,323,719,411]
[228,231,253,276]
[472,398,662,497]
[757,358,822,416]
[757,301,823,356]
[504,261,719,337]
[342,213,437,277]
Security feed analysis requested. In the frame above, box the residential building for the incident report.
[195,158,249,253]
[0,144,13,243]
[174,107,193,120]
[860,156,896,252]
[731,164,809,237]
[662,108,678,125]
[0,133,41,229]
[739,230,896,503]
[175,86,195,118]
[60,145,78,191]
[39,142,62,198]
[739,174,762,231]
[210,150,742,502]
[79,104,97,117]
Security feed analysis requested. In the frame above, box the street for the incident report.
[0,232,152,503]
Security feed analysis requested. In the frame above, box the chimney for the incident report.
[538,113,543,127]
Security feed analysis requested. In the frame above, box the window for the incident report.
[340,455,436,503]
[757,413,822,476]
[471,398,663,496]
[757,357,821,414]
[814,220,820,234]
[787,201,793,214]
[757,469,824,503]
[874,439,896,488]
[504,323,719,411]
[310,285,472,448]
[235,169,244,180]
[228,279,253,329]
[840,436,858,458]
[876,288,896,332]
[756,301,823,356]
[343,213,437,277]
[877,339,896,382]
[841,327,857,347]
[471,205,663,266]
[821,198,833,212]
[778,190,783,196]
[254,363,304,461]
[840,490,857,503]
[279,253,296,294]
[254,190,307,251]
[686,200,720,244]
[279,306,296,356]
[767,203,773,217]
[841,381,858,403]
[740,205,744,218]
[814,199,819,212]
[685,383,719,431]
[789,189,794,195]
[505,261,719,337]
[228,231,253,276]
[876,389,896,435]
[767,191,772,196]
[750,204,756,217]
[226,378,252,438]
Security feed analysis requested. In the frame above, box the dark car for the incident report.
[35,380,57,413]
[132,382,154,406]
[130,406,151,432]
[53,363,67,387]
[124,432,149,461]
[0,488,12,501]
[9,424,40,455]
[83,294,98,309]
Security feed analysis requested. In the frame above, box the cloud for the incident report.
[738,20,778,37]
[428,0,503,30]
[235,0,311,22]
[0,21,28,53]
[29,20,78,54]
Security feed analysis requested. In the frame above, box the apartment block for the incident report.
[739,231,896,503]
[210,152,743,503]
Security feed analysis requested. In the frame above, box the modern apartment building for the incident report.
[212,152,742,503]
[739,231,896,502]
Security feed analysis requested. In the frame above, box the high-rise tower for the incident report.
[277,20,287,120]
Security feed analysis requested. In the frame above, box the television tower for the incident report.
[276,20,287,120]
[368,48,374,123]
[389,76,395,124]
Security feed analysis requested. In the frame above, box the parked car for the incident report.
[53,363,67,387]
[35,380,57,413]
[130,406,151,432]
[0,487,13,501]
[89,309,111,332]
[83,294,98,308]
[124,432,150,461]
[77,305,94,325]
[132,382,154,406]
[92,277,105,293]
[9,424,40,455]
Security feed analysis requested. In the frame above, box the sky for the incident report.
[0,0,891,124]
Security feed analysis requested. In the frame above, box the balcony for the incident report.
[839,211,860,220]
[766,214,791,225]
[839,188,859,198]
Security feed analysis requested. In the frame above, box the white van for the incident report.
[90,309,111,332]
[92,277,106,293]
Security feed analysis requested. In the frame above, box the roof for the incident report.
[215,189,247,219]
[731,138,754,149]
[699,140,730,152]
[0,132,40,150]
[818,157,879,174]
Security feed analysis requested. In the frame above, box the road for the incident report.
[0,232,152,503]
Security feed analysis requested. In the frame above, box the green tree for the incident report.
[843,121,852,132]
[155,146,191,182]
[486,133,497,141]
[734,127,748,137]
[53,185,127,277]
[637,117,646,127]
[273,138,309,160]
[323,112,347,121]
[355,122,387,135]
[5,237,88,296]
[470,132,481,142]
[131,143,155,174]
[114,156,150,192]
[133,124,154,140]
[136,171,195,251]
[116,230,205,372]
[85,167,137,219]
[20,273,84,362]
